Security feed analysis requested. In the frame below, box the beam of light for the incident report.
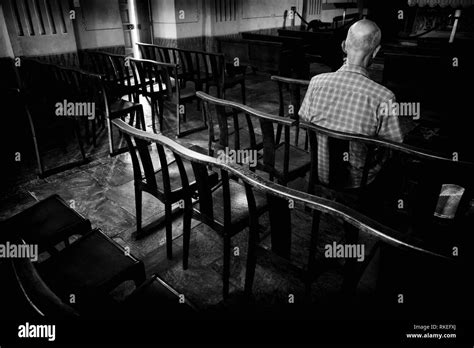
[129,0,140,58]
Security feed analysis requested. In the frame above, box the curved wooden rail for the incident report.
[196,91,295,126]
[271,75,310,86]
[301,121,474,168]
[112,118,455,261]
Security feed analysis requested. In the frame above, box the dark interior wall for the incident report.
[0,3,14,57]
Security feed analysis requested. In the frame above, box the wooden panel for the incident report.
[242,0,288,19]
[175,0,199,23]
[215,0,237,22]
[3,0,77,56]
[308,0,322,15]
[81,0,122,30]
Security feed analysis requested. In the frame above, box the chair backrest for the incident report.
[115,112,177,201]
[271,75,309,118]
[271,75,310,148]
[302,121,474,228]
[107,53,135,87]
[197,91,297,181]
[83,51,116,81]
[129,57,175,97]
[112,118,240,227]
[111,118,458,300]
[137,42,225,96]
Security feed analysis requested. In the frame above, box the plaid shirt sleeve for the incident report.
[376,96,405,143]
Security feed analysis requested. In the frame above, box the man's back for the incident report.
[299,63,404,188]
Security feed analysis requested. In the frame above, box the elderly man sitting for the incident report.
[299,19,405,190]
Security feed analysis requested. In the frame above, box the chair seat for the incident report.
[149,159,195,196]
[175,86,196,100]
[37,229,145,302]
[146,153,219,201]
[1,194,91,252]
[111,82,139,97]
[272,143,311,179]
[210,179,267,227]
[110,98,142,117]
[142,77,177,96]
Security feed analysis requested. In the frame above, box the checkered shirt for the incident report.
[299,63,404,188]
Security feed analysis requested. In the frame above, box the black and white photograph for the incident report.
[0,0,473,345]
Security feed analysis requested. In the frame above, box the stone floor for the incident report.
[0,63,446,315]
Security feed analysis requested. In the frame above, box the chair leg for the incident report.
[151,97,157,133]
[158,98,164,132]
[182,201,192,270]
[176,103,181,137]
[165,203,173,260]
[135,186,143,237]
[107,117,114,156]
[223,234,231,299]
[74,120,87,161]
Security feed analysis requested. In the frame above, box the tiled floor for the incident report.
[0,65,389,314]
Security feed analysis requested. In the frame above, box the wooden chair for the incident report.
[9,64,88,177]
[36,228,146,316]
[9,246,80,319]
[301,121,474,253]
[232,161,461,317]
[137,43,226,99]
[111,119,268,299]
[115,116,218,252]
[197,91,311,186]
[130,57,206,137]
[106,53,140,102]
[1,194,91,255]
[271,75,310,150]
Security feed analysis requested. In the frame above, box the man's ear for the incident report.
[341,40,347,54]
[372,45,381,58]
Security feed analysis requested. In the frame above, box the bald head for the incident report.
[343,20,381,66]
